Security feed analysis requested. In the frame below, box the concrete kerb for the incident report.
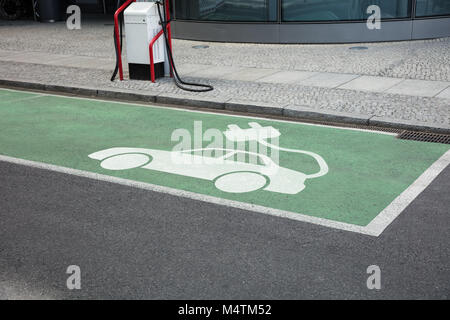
[97,88,158,103]
[156,92,228,110]
[0,78,449,134]
[283,105,372,125]
[225,99,285,115]
[45,84,98,97]
[0,79,47,92]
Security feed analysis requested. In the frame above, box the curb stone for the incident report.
[283,105,371,125]
[225,99,285,115]
[1,78,449,134]
[156,92,228,110]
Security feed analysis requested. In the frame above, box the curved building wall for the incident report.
[171,0,450,43]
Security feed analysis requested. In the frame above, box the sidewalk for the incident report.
[0,19,449,132]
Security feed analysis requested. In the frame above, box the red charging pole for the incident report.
[149,29,164,82]
[165,0,174,77]
[114,0,136,81]
[149,0,173,82]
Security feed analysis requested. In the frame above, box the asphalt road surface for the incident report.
[0,160,449,299]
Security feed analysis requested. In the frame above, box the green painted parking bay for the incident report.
[0,88,448,236]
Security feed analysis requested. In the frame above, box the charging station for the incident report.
[124,1,165,81]
[112,0,213,92]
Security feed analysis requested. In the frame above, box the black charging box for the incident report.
[129,63,165,81]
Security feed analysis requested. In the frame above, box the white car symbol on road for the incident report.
[88,147,323,194]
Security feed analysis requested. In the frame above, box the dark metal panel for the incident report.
[279,21,413,43]
[172,19,450,44]
[412,18,450,39]
[172,21,280,43]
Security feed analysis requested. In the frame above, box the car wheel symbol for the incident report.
[100,153,152,170]
[214,171,268,193]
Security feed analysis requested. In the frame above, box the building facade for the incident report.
[171,0,450,43]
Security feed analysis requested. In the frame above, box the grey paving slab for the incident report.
[386,79,450,97]
[221,68,280,82]
[0,51,68,65]
[187,66,243,79]
[436,86,450,100]
[84,58,116,71]
[176,63,212,75]
[256,70,318,84]
[299,72,360,88]
[0,49,22,58]
[52,55,115,70]
[339,76,405,92]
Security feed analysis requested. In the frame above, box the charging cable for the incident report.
[156,0,213,92]
[111,0,124,82]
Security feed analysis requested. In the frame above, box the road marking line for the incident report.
[0,94,48,104]
[1,150,449,237]
[0,87,397,136]
[366,149,450,236]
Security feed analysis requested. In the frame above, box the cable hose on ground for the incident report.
[156,0,213,92]
[110,0,123,81]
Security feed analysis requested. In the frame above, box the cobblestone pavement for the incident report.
[0,19,116,58]
[2,19,450,81]
[174,38,450,82]
[0,18,449,128]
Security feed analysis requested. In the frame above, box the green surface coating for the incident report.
[0,89,448,226]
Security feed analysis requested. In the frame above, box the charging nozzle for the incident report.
[224,122,281,142]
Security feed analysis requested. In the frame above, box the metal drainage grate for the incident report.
[318,122,403,134]
[349,46,369,50]
[192,45,210,49]
[287,118,403,134]
[397,131,450,144]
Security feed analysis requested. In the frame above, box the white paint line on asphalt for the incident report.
[365,149,450,236]
[0,154,371,235]
[0,93,49,104]
[0,87,397,136]
[1,150,449,237]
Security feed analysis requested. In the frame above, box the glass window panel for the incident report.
[282,0,411,22]
[416,0,450,17]
[175,0,277,22]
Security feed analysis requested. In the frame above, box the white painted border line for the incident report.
[1,93,49,104]
[0,87,397,136]
[366,149,450,236]
[1,151,449,237]
[0,155,370,235]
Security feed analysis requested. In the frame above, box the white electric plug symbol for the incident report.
[224,122,280,142]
